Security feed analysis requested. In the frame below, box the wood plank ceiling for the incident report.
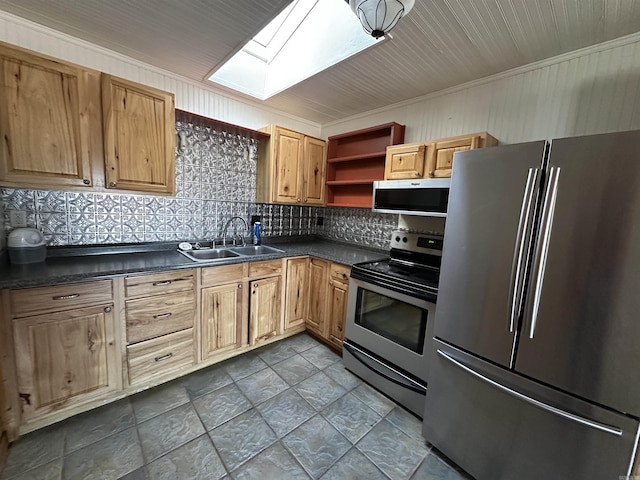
[1,0,639,125]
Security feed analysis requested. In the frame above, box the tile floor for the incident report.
[1,333,472,480]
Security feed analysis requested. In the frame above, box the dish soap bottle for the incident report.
[253,222,261,245]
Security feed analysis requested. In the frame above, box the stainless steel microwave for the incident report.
[372,178,450,217]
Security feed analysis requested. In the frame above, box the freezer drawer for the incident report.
[423,340,639,480]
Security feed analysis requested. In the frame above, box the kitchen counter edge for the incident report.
[0,240,388,289]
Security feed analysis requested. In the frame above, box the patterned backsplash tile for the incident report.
[1,112,397,250]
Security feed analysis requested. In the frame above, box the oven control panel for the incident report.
[390,230,443,255]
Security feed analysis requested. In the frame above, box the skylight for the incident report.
[208,0,382,100]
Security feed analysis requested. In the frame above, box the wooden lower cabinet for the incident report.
[201,281,246,361]
[127,329,194,386]
[249,276,282,346]
[327,278,349,348]
[307,258,330,336]
[12,304,120,421]
[284,258,309,332]
[306,259,350,350]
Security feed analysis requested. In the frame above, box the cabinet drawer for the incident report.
[330,263,351,283]
[125,270,195,298]
[248,260,282,278]
[126,291,195,344]
[10,280,113,317]
[201,263,246,287]
[127,329,194,386]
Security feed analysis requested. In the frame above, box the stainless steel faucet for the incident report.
[221,216,249,246]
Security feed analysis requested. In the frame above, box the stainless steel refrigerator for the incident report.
[422,130,640,480]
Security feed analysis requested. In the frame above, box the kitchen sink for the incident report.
[178,248,241,262]
[228,245,284,256]
[177,244,284,263]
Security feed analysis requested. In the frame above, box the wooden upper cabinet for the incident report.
[102,74,176,195]
[384,132,498,180]
[0,43,101,189]
[384,143,428,180]
[302,136,327,205]
[273,128,304,203]
[257,125,326,205]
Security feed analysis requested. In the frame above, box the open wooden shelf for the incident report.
[325,122,405,209]
[325,179,376,185]
[327,151,387,163]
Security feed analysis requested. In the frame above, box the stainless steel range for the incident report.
[343,230,442,417]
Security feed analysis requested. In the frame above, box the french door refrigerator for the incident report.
[422,130,640,480]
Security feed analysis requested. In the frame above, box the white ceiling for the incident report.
[1,0,639,126]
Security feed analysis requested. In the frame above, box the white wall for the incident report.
[0,11,322,138]
[321,33,640,145]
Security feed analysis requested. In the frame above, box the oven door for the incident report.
[344,277,435,383]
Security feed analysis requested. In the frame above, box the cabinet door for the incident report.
[13,304,119,421]
[102,74,176,195]
[328,279,349,349]
[201,282,245,361]
[250,276,281,346]
[307,258,329,336]
[384,143,427,179]
[0,46,99,189]
[284,258,309,331]
[427,135,481,178]
[273,128,304,204]
[302,136,326,205]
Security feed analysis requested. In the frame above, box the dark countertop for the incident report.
[0,238,388,289]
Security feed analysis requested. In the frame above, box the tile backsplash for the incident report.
[1,111,397,251]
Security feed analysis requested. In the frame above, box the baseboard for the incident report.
[0,431,8,475]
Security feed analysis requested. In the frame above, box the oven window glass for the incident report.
[354,289,427,354]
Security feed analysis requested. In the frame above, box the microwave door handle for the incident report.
[507,168,539,333]
[527,167,561,338]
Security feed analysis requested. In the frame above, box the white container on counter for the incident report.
[7,228,47,264]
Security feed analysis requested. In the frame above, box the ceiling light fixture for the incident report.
[348,0,415,38]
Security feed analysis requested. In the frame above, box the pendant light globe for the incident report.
[348,0,415,38]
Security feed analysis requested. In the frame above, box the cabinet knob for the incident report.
[109,181,117,187]
[254,283,259,288]
[238,284,243,289]
[104,306,112,313]
[428,171,435,178]
[329,281,334,286]
[83,179,91,185]
[297,198,301,202]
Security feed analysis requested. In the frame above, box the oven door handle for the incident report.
[343,341,427,395]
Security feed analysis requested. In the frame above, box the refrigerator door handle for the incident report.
[437,349,623,436]
[529,167,561,338]
[507,168,539,332]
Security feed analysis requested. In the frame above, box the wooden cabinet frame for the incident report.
[0,42,103,190]
[257,125,327,205]
[102,74,176,195]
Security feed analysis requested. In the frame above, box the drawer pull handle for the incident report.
[52,293,80,300]
[154,353,173,362]
[153,312,172,319]
[153,280,172,287]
